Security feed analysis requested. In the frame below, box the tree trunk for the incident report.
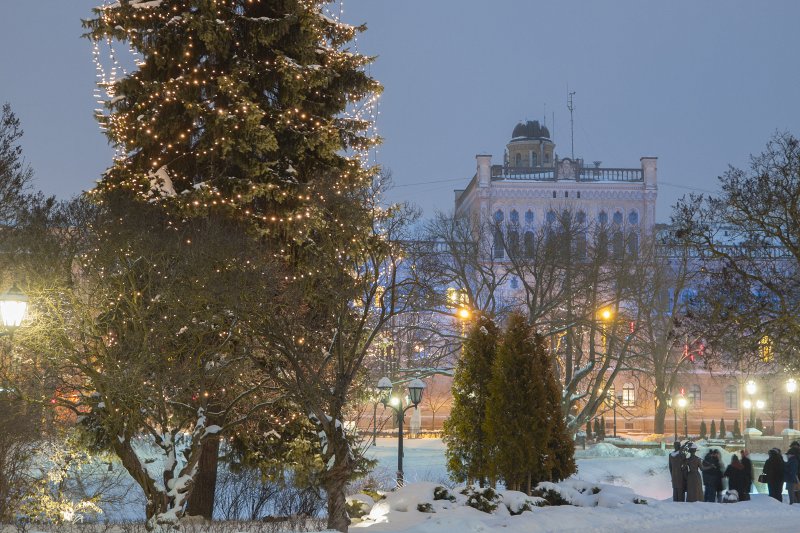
[654,400,667,435]
[323,422,354,533]
[185,433,220,519]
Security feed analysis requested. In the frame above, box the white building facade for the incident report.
[454,120,658,249]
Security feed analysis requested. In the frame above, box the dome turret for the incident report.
[512,120,551,140]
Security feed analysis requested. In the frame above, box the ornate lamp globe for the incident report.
[745,380,757,396]
[377,376,393,401]
[407,378,426,406]
[787,379,797,394]
[0,284,28,329]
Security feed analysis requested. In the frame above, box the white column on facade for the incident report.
[477,154,492,188]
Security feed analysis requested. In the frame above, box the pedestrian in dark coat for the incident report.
[701,449,723,502]
[785,446,800,504]
[669,441,687,502]
[686,443,703,502]
[724,454,748,502]
[739,449,753,501]
[763,447,785,502]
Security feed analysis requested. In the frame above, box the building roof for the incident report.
[511,120,551,141]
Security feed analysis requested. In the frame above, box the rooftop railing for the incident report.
[491,164,643,182]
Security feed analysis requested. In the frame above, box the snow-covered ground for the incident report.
[356,438,800,533]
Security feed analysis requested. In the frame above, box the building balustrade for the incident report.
[490,164,643,182]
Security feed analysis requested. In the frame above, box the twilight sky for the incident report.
[1,1,798,222]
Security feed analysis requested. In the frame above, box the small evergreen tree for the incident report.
[756,417,764,432]
[586,420,593,441]
[601,416,607,439]
[719,418,727,439]
[699,420,707,440]
[443,315,499,486]
[710,419,717,439]
[485,313,550,493]
[594,418,602,440]
[733,419,742,439]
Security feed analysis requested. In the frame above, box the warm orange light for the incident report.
[458,307,471,320]
[599,308,613,321]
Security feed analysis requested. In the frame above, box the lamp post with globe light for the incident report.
[0,284,28,333]
[666,395,677,442]
[787,379,797,430]
[378,377,425,486]
[677,394,688,438]
[745,380,757,428]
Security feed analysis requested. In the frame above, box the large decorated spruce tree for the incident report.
[81,1,383,531]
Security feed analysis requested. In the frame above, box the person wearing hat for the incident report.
[685,443,703,502]
[739,449,753,501]
[785,444,800,504]
[763,447,785,501]
[669,441,687,502]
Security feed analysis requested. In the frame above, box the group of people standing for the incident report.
[761,441,800,503]
[668,441,753,503]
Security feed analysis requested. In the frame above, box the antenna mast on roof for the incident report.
[567,89,576,159]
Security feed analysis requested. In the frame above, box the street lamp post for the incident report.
[756,399,765,431]
[677,394,688,438]
[0,284,28,332]
[745,380,757,428]
[378,377,425,487]
[666,396,677,442]
[788,379,797,430]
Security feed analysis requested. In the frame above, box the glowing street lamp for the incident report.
[788,378,797,430]
[0,284,28,330]
[378,376,425,487]
[677,394,688,438]
[666,395,677,442]
[745,380,757,428]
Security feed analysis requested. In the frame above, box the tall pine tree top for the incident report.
[84,0,381,241]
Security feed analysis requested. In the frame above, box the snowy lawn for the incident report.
[355,438,800,533]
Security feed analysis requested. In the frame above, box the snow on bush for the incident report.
[574,442,665,459]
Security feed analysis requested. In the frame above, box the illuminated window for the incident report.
[525,209,534,224]
[598,211,608,225]
[622,383,635,407]
[760,336,773,362]
[510,209,519,224]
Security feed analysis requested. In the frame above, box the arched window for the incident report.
[598,211,608,225]
[510,209,519,224]
[524,231,535,258]
[689,384,701,406]
[613,211,623,225]
[493,228,504,259]
[494,209,504,224]
[515,153,522,166]
[628,210,639,225]
[531,152,538,167]
[510,276,519,290]
[508,230,520,256]
[627,232,639,258]
[546,210,557,224]
[525,209,534,224]
[724,385,737,409]
[576,211,587,225]
[576,231,587,260]
[612,230,624,259]
[622,383,635,407]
